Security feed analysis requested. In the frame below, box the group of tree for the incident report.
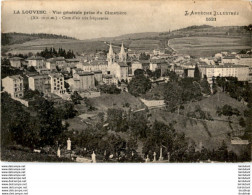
[97,84,121,94]
[214,76,251,101]
[216,104,240,117]
[164,77,203,113]
[128,71,151,96]
[1,93,69,149]
[38,47,75,59]
[139,52,150,60]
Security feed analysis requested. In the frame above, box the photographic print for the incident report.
[1,0,252,163]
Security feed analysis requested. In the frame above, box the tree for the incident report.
[164,82,183,112]
[200,75,211,95]
[128,74,151,96]
[134,69,145,76]
[194,64,201,81]
[71,91,83,104]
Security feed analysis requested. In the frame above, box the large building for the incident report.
[199,64,249,83]
[107,43,129,81]
[28,75,51,94]
[2,75,24,98]
[49,73,66,95]
[68,71,95,91]
[77,61,108,74]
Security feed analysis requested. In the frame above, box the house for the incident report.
[49,73,66,95]
[65,59,80,68]
[94,70,103,83]
[221,56,238,64]
[2,75,24,98]
[131,61,143,75]
[28,75,51,94]
[184,68,195,78]
[9,57,23,68]
[102,75,117,85]
[68,72,95,91]
[26,56,45,69]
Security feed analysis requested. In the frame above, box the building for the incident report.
[49,73,66,95]
[65,59,80,68]
[2,75,24,98]
[26,56,45,69]
[199,64,249,83]
[9,57,23,68]
[221,56,239,64]
[184,68,195,77]
[94,70,103,83]
[107,43,129,81]
[131,61,143,75]
[28,75,51,94]
[69,72,95,91]
[77,61,108,74]
[102,75,117,85]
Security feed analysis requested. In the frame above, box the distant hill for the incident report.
[2,32,77,46]
[89,32,160,42]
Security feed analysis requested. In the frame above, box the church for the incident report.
[107,43,129,81]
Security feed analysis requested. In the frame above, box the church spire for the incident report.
[120,42,125,54]
[109,42,114,55]
[119,42,127,62]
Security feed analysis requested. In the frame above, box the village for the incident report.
[1,36,252,163]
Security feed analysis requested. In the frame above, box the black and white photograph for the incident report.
[1,0,252,164]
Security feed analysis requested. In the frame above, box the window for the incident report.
[54,87,56,90]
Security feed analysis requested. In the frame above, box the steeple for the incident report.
[109,42,114,55]
[120,42,126,54]
[107,42,115,65]
[119,42,127,62]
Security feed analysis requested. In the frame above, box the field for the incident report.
[4,38,165,55]
[169,36,251,57]
[4,39,109,55]
[89,92,145,112]
[149,92,247,153]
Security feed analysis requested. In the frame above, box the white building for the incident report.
[2,75,24,98]
[49,73,66,95]
[199,64,249,83]
[107,43,129,81]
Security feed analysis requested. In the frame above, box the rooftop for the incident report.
[27,56,45,60]
[9,57,23,61]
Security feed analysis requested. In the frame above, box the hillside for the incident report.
[149,92,247,153]
[2,25,250,56]
[1,32,76,46]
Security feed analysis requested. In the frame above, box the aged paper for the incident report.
[1,0,252,164]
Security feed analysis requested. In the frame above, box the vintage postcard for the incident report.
[1,0,252,163]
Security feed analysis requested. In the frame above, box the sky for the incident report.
[2,0,252,40]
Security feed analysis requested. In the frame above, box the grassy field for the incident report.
[4,38,165,55]
[4,39,109,55]
[90,92,146,112]
[169,36,251,57]
[149,92,247,152]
